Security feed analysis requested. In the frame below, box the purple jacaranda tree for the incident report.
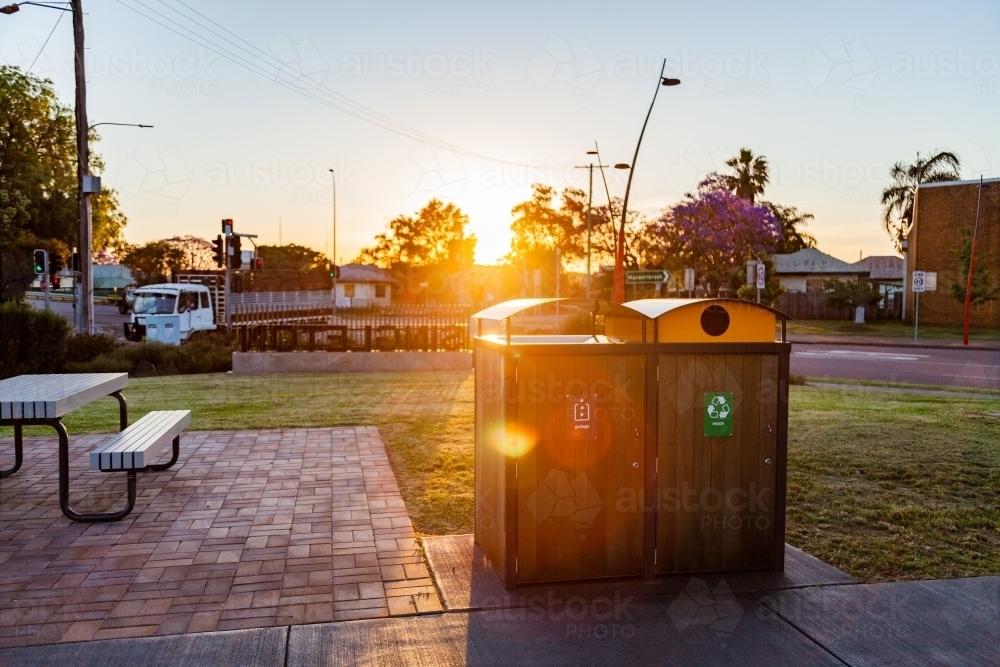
[652,174,782,293]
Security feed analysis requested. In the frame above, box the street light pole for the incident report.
[575,155,609,298]
[328,168,337,318]
[614,59,680,303]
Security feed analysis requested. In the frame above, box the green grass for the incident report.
[788,319,1000,341]
[3,372,997,583]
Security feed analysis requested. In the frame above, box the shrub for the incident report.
[66,332,237,376]
[0,300,70,379]
[65,333,120,365]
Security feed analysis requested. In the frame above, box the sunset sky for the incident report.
[2,0,998,265]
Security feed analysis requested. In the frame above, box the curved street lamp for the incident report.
[613,60,680,303]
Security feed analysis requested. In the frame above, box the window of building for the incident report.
[344,284,355,298]
[375,284,386,298]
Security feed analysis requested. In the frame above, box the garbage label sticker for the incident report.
[566,395,599,441]
[703,392,734,437]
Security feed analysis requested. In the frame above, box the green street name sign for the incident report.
[703,392,734,437]
[625,270,670,284]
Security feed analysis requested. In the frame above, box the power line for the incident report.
[115,0,548,168]
[28,8,64,73]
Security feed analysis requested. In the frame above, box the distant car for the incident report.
[117,286,137,314]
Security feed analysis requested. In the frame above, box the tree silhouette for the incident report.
[881,150,961,252]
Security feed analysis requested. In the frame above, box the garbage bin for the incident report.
[622,299,791,577]
[472,298,791,590]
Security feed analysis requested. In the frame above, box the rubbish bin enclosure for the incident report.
[473,298,790,590]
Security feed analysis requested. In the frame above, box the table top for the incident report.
[0,373,128,420]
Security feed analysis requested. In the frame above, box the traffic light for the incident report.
[212,235,225,268]
[252,257,263,272]
[328,262,339,279]
[221,218,233,234]
[32,249,47,275]
[70,251,80,273]
[229,235,242,269]
[49,252,63,277]
[52,275,61,289]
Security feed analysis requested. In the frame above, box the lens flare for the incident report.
[485,422,538,458]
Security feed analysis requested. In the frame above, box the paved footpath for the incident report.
[0,428,439,647]
[2,427,997,666]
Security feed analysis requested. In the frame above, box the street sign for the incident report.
[684,268,695,292]
[703,392,734,437]
[912,270,925,293]
[625,270,669,284]
[755,263,766,290]
[746,260,757,285]
[923,272,937,291]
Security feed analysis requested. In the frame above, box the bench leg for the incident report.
[147,436,180,471]
[0,424,24,479]
[110,390,128,431]
[56,420,137,522]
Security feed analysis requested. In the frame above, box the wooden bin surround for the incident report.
[472,298,791,590]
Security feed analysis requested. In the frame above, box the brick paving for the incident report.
[0,427,441,648]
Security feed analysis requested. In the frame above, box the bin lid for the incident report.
[471,298,638,321]
[472,298,644,343]
[622,298,790,343]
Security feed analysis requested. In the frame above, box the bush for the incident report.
[65,333,120,365]
[66,332,237,376]
[0,300,70,379]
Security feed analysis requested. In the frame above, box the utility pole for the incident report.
[72,0,94,335]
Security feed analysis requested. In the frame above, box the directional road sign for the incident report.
[626,270,670,284]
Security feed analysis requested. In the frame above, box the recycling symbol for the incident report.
[706,394,731,419]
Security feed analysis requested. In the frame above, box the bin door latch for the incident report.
[632,462,640,469]
[764,458,772,466]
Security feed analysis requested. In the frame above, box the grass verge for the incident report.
[2,372,997,583]
[787,319,1000,341]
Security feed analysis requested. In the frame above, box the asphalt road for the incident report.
[27,296,129,340]
[790,344,999,391]
[21,297,1000,390]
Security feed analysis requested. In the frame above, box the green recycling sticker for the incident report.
[703,392,734,437]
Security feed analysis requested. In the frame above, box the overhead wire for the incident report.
[28,8,65,73]
[115,0,551,168]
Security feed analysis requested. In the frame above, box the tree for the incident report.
[163,236,216,271]
[766,203,817,254]
[358,199,475,268]
[120,241,185,285]
[722,148,769,204]
[731,251,785,307]
[651,176,782,291]
[0,65,129,258]
[949,228,998,308]
[881,150,961,251]
[822,278,881,318]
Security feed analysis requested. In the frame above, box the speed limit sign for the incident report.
[912,271,926,293]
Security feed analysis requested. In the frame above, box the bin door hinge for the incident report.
[515,462,518,479]
[515,558,518,573]
[654,549,657,564]
[656,364,659,382]
[655,457,658,474]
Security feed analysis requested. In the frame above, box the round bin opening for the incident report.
[700,305,730,337]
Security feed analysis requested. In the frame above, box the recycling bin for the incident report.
[472,298,791,590]
[622,299,791,577]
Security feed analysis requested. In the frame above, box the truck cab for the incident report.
[124,283,217,342]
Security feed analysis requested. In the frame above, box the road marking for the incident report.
[793,350,929,362]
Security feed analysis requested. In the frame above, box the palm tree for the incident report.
[881,150,961,251]
[722,148,769,203]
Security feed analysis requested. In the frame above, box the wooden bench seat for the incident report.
[81,410,191,521]
[90,410,191,471]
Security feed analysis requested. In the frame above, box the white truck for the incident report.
[123,283,217,343]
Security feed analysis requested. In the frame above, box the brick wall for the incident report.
[906,179,1000,327]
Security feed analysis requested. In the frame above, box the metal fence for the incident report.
[235,304,474,352]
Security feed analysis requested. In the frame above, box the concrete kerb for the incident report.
[789,335,1000,351]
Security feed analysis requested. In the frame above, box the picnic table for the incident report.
[1,373,128,521]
